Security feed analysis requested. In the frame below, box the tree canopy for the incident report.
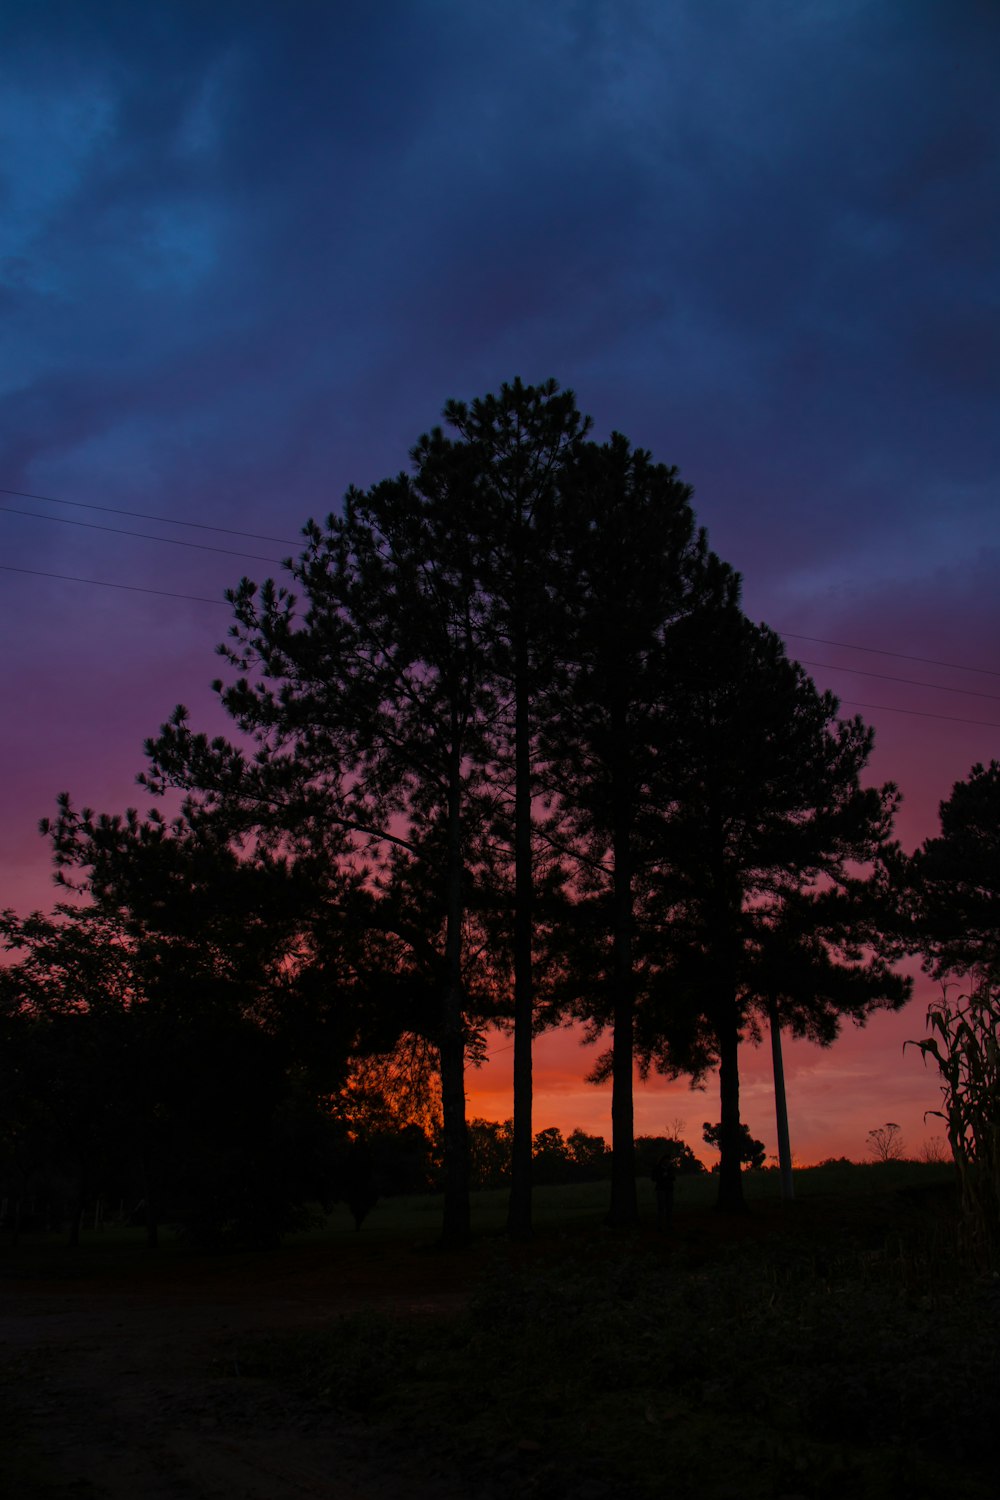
[1,377,919,1241]
[909,760,1000,986]
[632,615,907,1209]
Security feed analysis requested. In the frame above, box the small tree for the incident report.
[635,1134,704,1177]
[532,1125,572,1184]
[918,1136,952,1165]
[467,1118,514,1190]
[865,1122,905,1162]
[703,1121,766,1171]
[566,1128,612,1178]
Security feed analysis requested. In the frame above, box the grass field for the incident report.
[307,1164,995,1500]
[3,1162,993,1500]
[0,1157,958,1258]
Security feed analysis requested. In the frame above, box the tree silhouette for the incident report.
[634,1133,703,1177]
[144,422,512,1244]
[866,1122,905,1162]
[427,378,590,1239]
[541,434,735,1226]
[142,385,741,1237]
[467,1117,514,1189]
[0,805,350,1248]
[639,615,901,1211]
[703,1120,766,1171]
[738,885,910,1200]
[0,904,137,1244]
[51,381,898,1237]
[566,1128,612,1178]
[909,760,1000,986]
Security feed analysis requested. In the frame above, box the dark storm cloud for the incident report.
[4,0,996,523]
[1,0,997,670]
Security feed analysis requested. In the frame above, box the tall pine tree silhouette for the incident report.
[145,454,497,1244]
[430,379,590,1238]
[542,435,735,1226]
[644,616,901,1211]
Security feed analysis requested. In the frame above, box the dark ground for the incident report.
[1,1177,993,1500]
[0,1234,475,1498]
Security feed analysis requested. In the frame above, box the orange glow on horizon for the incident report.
[465,996,950,1169]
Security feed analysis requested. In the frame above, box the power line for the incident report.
[0,563,229,606]
[4,562,995,729]
[780,630,999,680]
[3,564,995,726]
[1,480,996,720]
[2,483,994,682]
[0,486,301,547]
[0,503,285,564]
[796,658,1000,704]
[838,698,999,730]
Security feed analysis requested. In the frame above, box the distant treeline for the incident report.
[468,1122,706,1189]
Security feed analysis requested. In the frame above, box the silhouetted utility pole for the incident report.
[768,994,794,1201]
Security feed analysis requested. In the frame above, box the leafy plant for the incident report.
[908,982,1000,1268]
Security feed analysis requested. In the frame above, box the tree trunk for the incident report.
[507,631,534,1240]
[145,1183,160,1248]
[716,994,746,1213]
[440,754,471,1246]
[767,993,795,1202]
[607,752,638,1227]
[68,1188,84,1248]
[140,1146,160,1247]
[439,1015,470,1244]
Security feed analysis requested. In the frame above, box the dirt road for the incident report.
[0,1245,474,1498]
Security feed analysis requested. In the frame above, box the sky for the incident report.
[2,0,998,1166]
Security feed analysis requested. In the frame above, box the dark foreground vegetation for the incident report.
[241,1170,996,1500]
[4,1163,993,1500]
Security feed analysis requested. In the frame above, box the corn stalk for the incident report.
[908,979,1000,1269]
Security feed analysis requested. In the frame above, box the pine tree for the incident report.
[144,432,508,1244]
[641,615,903,1211]
[432,378,590,1238]
[541,434,735,1226]
[909,760,1000,986]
